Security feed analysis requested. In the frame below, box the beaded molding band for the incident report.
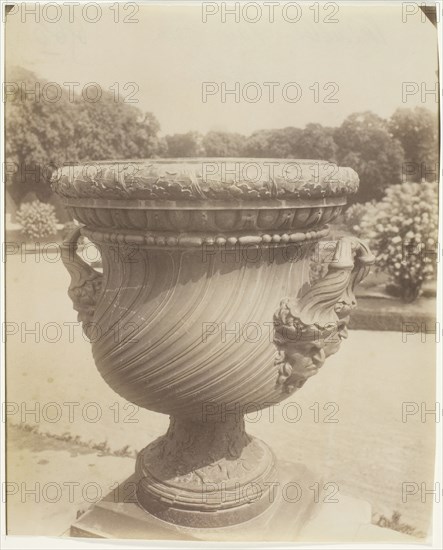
[82,226,330,248]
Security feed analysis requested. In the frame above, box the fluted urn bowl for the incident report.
[53,159,373,528]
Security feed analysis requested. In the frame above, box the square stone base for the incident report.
[70,460,372,542]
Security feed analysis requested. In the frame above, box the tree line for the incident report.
[6,66,438,207]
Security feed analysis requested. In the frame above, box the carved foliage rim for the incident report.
[51,159,359,201]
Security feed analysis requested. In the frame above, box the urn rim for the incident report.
[51,157,359,203]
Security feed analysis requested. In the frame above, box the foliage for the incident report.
[343,201,378,235]
[7,66,438,211]
[389,107,439,181]
[202,131,246,157]
[335,112,405,202]
[5,67,75,203]
[72,95,162,161]
[355,181,438,302]
[16,200,59,240]
[373,511,424,538]
[243,127,302,158]
[10,422,136,458]
[5,66,163,203]
[165,131,204,157]
[242,124,338,160]
[295,123,337,162]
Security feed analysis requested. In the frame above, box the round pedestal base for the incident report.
[135,416,277,527]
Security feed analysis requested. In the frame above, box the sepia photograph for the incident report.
[1,1,441,547]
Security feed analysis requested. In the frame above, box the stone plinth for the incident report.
[71,460,324,541]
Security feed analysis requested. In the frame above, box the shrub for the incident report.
[343,201,377,235]
[357,181,438,302]
[16,200,59,240]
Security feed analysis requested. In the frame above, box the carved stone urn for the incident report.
[52,159,374,532]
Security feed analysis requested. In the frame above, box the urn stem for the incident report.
[135,414,277,527]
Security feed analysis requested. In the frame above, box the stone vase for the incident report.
[53,159,374,530]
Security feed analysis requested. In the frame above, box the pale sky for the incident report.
[5,1,439,135]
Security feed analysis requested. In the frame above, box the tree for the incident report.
[243,127,302,158]
[202,131,245,157]
[5,67,76,203]
[165,132,204,157]
[334,112,405,202]
[73,97,162,161]
[389,107,438,181]
[5,66,163,205]
[295,123,338,162]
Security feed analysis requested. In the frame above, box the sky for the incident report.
[5,1,439,136]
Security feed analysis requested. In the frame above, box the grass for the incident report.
[373,511,425,538]
[8,421,137,458]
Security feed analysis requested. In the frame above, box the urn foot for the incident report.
[135,415,277,527]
